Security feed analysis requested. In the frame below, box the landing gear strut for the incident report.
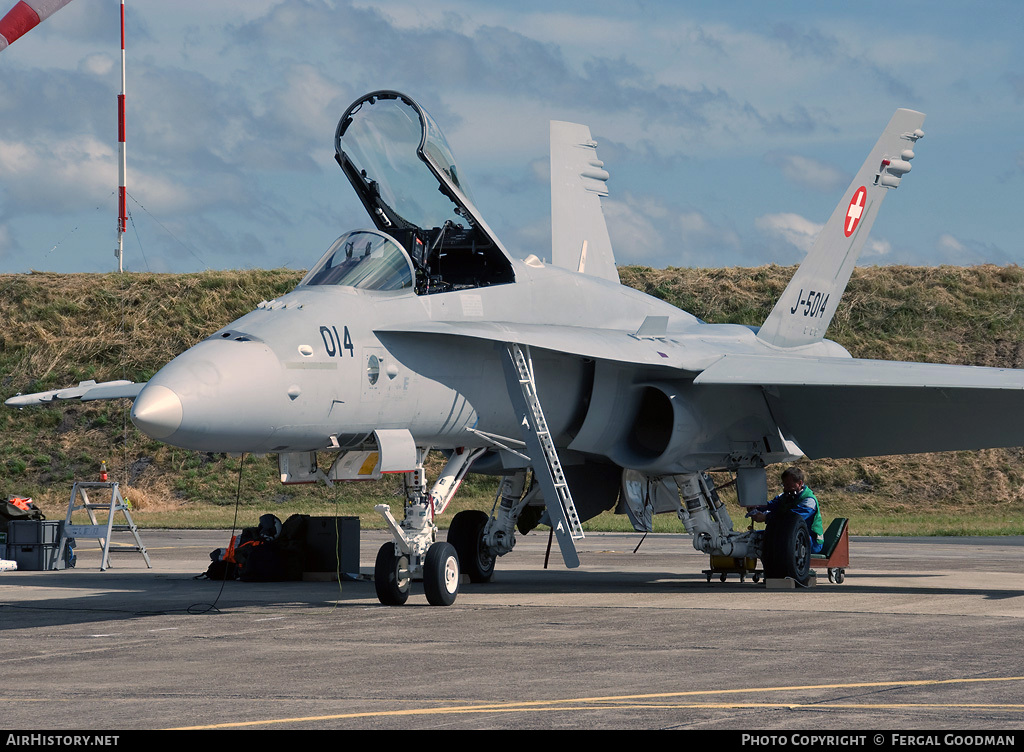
[448,470,543,582]
[373,447,485,606]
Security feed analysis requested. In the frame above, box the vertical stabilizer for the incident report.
[550,121,619,283]
[757,109,925,348]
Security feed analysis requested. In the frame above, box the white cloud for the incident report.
[933,233,1013,265]
[864,238,891,258]
[263,65,348,145]
[0,224,13,255]
[604,196,665,264]
[938,233,966,255]
[129,172,201,215]
[0,136,116,212]
[755,212,821,255]
[756,211,892,260]
[765,151,848,192]
[0,135,225,221]
[0,140,35,173]
[80,53,114,77]
[605,192,740,267]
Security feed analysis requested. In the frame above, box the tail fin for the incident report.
[757,109,925,348]
[550,121,619,283]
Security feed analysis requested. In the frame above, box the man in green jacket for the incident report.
[749,467,825,555]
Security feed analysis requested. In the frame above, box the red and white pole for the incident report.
[116,0,126,272]
[0,1,79,53]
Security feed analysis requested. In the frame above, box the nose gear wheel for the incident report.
[424,542,460,606]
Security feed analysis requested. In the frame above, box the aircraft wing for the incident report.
[4,380,145,407]
[375,321,705,372]
[694,355,1024,458]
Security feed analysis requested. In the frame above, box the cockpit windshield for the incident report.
[334,91,515,294]
[300,230,414,291]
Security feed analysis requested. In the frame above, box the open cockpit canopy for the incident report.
[335,91,515,294]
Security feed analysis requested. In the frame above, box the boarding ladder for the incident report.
[57,481,152,571]
[501,343,584,567]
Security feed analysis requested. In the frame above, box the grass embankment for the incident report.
[2,266,1023,536]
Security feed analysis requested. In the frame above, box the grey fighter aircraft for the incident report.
[9,91,1024,605]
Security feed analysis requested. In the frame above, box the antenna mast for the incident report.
[115,0,126,272]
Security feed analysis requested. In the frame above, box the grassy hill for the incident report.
[2,266,1023,535]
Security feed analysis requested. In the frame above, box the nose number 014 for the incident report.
[320,325,354,357]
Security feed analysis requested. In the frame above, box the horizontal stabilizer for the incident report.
[696,355,1024,458]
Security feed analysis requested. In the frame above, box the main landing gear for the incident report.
[447,509,495,583]
[760,511,811,585]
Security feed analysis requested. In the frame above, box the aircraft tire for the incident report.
[448,510,495,583]
[374,542,410,606]
[423,541,460,606]
[762,511,811,585]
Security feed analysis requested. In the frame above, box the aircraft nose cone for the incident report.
[131,384,184,439]
[134,337,287,452]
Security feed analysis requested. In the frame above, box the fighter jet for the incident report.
[10,91,1024,605]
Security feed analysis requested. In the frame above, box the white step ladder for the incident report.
[501,343,584,567]
[58,481,152,571]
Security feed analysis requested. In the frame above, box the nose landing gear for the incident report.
[373,446,485,606]
[374,543,411,605]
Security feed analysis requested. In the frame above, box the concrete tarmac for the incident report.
[2,528,1024,731]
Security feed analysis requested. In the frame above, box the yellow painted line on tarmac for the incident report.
[167,675,1024,730]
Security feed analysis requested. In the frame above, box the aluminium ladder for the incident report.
[58,481,151,571]
[501,343,584,567]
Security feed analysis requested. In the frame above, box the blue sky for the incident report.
[0,0,1021,273]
